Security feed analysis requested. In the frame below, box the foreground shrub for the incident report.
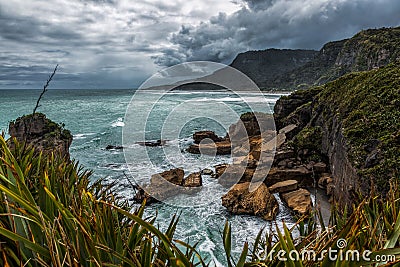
[0,136,205,267]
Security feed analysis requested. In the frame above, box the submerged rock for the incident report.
[135,139,167,147]
[222,182,278,220]
[106,145,123,150]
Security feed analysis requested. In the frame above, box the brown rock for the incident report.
[214,164,228,178]
[183,172,202,187]
[318,174,333,189]
[8,113,72,159]
[222,182,278,220]
[281,188,312,215]
[265,166,313,186]
[277,160,288,168]
[218,165,255,187]
[132,186,157,204]
[201,168,213,175]
[274,150,295,161]
[269,180,298,194]
[228,112,275,140]
[135,139,167,147]
[313,162,327,173]
[187,140,231,155]
[151,168,184,186]
[327,183,335,196]
[193,131,222,144]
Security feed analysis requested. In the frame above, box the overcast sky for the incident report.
[1,0,400,89]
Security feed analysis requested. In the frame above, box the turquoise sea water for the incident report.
[0,89,298,265]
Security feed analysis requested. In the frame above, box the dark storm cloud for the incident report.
[0,8,81,44]
[1,0,400,89]
[0,0,170,89]
[154,0,400,66]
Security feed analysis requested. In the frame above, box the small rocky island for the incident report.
[8,113,72,159]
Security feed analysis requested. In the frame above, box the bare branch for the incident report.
[33,64,58,114]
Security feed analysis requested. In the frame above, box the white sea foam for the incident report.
[73,133,96,139]
[111,117,125,127]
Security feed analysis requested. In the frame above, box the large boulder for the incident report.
[281,188,312,215]
[134,168,203,203]
[229,112,275,139]
[265,166,313,186]
[188,140,231,155]
[8,113,72,159]
[151,168,184,186]
[269,180,298,194]
[222,182,278,220]
[217,165,255,187]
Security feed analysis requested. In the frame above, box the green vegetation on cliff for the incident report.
[231,26,400,90]
[316,63,400,189]
[275,62,400,200]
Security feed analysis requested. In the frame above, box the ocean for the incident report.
[0,89,299,266]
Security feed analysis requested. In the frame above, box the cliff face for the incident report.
[8,113,72,159]
[274,63,400,206]
[231,26,400,90]
[229,49,318,89]
[335,28,400,71]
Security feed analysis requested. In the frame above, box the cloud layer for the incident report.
[0,0,399,88]
[155,0,400,66]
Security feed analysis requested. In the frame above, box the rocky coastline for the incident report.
[134,63,399,221]
[7,62,398,222]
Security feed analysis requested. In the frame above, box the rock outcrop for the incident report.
[188,140,231,155]
[134,168,203,203]
[193,131,223,144]
[8,113,72,159]
[269,180,298,194]
[222,182,278,220]
[188,131,231,155]
[281,189,312,215]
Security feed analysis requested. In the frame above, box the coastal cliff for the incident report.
[274,63,400,206]
[230,26,400,90]
[229,49,318,89]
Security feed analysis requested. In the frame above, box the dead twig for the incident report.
[33,64,58,114]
